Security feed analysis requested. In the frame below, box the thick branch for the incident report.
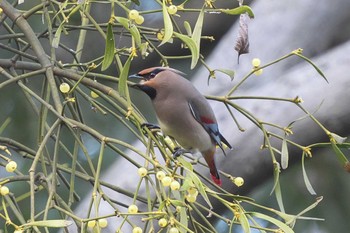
[0,0,62,112]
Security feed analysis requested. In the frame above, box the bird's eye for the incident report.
[149,72,156,79]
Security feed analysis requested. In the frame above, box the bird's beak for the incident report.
[128,73,143,79]
[129,74,144,87]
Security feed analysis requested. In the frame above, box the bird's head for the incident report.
[129,67,185,99]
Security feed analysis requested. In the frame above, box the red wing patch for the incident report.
[200,116,215,124]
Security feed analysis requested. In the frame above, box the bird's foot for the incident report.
[173,147,190,159]
[141,123,161,135]
[141,122,161,130]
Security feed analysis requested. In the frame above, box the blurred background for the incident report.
[1,0,350,232]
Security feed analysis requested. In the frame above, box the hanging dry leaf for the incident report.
[235,13,250,63]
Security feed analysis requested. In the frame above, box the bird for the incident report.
[130,67,232,186]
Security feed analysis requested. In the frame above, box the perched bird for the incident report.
[130,67,232,186]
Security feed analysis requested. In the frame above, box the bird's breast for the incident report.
[153,99,214,152]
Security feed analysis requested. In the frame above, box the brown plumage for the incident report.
[130,67,232,185]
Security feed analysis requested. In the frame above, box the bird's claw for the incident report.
[141,122,161,130]
[173,147,190,159]
[141,123,161,135]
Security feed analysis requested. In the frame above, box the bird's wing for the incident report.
[188,101,232,155]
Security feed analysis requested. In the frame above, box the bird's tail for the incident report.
[203,149,222,186]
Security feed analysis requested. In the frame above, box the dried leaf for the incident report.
[235,14,250,63]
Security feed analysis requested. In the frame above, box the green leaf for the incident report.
[270,162,285,213]
[118,54,133,100]
[174,32,199,69]
[115,16,142,48]
[52,5,80,48]
[180,162,212,208]
[179,175,194,191]
[160,0,173,46]
[238,210,251,233]
[0,117,11,135]
[191,7,205,54]
[330,140,349,166]
[168,199,187,207]
[281,138,289,169]
[183,21,192,36]
[293,53,328,83]
[250,212,294,233]
[302,152,317,195]
[101,23,115,71]
[214,69,235,80]
[221,6,254,18]
[21,220,72,228]
[177,156,193,171]
[179,202,188,233]
[275,178,285,213]
[158,200,166,211]
[270,162,280,194]
[286,196,324,226]
[188,171,212,209]
[52,24,64,48]
[295,196,324,219]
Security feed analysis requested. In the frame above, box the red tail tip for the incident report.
[210,174,222,186]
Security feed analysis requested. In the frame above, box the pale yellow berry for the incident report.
[6,161,17,172]
[176,206,182,212]
[98,218,108,228]
[169,227,179,233]
[187,187,198,196]
[167,5,177,15]
[170,180,180,190]
[156,171,166,180]
[156,30,164,41]
[87,220,96,228]
[132,226,142,233]
[135,15,144,25]
[0,186,9,195]
[186,194,196,203]
[254,68,263,76]
[233,177,244,187]
[129,10,139,20]
[158,218,168,228]
[59,83,70,93]
[90,90,99,99]
[128,204,138,214]
[161,176,172,186]
[252,58,261,67]
[137,167,148,177]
